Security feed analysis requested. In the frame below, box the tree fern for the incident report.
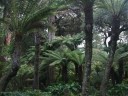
[96,0,128,16]
[4,0,67,34]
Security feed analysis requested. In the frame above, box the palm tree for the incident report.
[95,0,128,95]
[43,48,70,83]
[0,0,64,91]
[81,0,95,95]
[67,0,95,95]
[66,50,85,85]
[112,44,128,84]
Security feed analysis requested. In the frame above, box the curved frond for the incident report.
[8,0,67,34]
[96,0,128,16]
[66,50,85,65]
[92,48,108,63]
[114,45,128,62]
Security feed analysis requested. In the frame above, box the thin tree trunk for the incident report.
[124,71,127,79]
[118,59,124,84]
[46,16,55,85]
[33,32,40,90]
[78,65,83,86]
[82,1,94,96]
[0,35,22,92]
[74,63,79,80]
[75,64,83,85]
[62,64,68,83]
[47,66,55,84]
[100,16,120,96]
[110,67,117,86]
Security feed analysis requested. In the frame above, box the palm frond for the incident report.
[49,60,61,66]
[44,50,63,60]
[96,0,128,16]
[8,0,67,34]
[66,50,85,65]
[114,45,128,62]
[92,48,108,63]
[119,51,128,59]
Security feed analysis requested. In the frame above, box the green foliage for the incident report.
[20,46,35,65]
[96,0,128,16]
[88,86,100,96]
[108,84,128,96]
[66,50,85,65]
[6,64,34,91]
[47,33,84,50]
[1,0,128,95]
[95,0,128,27]
[114,44,128,61]
[3,0,67,35]
[45,82,81,96]
[0,90,51,96]
[17,64,33,77]
[92,48,107,63]
[43,49,69,66]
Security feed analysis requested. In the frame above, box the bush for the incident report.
[0,90,51,96]
[108,84,128,96]
[45,82,81,96]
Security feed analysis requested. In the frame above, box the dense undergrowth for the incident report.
[0,83,128,96]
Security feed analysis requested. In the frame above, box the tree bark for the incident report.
[78,65,83,86]
[62,64,68,83]
[33,32,40,90]
[75,64,83,85]
[100,16,120,96]
[47,66,55,85]
[82,1,94,96]
[110,67,118,86]
[46,16,56,85]
[0,34,22,92]
[75,63,79,80]
[118,59,124,84]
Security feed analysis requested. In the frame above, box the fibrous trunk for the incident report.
[82,1,94,96]
[47,66,55,85]
[62,64,68,83]
[100,16,120,96]
[75,64,83,85]
[118,59,124,84]
[33,32,40,89]
[0,35,22,92]
[78,65,83,86]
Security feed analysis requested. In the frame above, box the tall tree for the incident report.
[73,0,95,95]
[95,0,128,95]
[66,50,84,85]
[81,0,95,96]
[0,0,64,91]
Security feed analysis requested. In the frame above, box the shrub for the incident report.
[108,84,128,96]
[0,90,51,96]
[45,82,81,96]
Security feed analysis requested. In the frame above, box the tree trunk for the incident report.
[0,35,22,92]
[74,63,79,80]
[82,1,94,96]
[118,59,124,84]
[62,64,68,83]
[124,71,127,79]
[75,64,83,85]
[47,66,55,85]
[33,32,40,90]
[110,67,118,86]
[100,16,120,96]
[46,16,56,85]
[78,65,83,86]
